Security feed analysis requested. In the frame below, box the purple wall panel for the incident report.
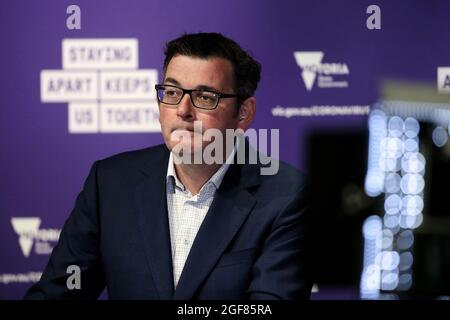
[1,0,448,299]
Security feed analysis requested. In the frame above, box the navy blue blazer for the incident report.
[24,142,312,300]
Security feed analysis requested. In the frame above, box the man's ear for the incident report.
[237,97,256,131]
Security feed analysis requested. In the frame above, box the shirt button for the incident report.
[184,239,189,246]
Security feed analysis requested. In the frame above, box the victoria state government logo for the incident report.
[40,38,160,133]
[294,51,350,91]
[10,217,61,258]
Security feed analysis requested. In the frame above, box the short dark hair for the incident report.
[163,32,261,100]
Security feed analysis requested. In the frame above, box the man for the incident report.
[25,33,312,300]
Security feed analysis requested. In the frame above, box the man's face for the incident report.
[159,55,241,156]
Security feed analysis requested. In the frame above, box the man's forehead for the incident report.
[164,55,235,88]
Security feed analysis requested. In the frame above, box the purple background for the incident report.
[0,0,448,299]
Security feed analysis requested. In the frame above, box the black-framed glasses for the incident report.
[155,84,238,110]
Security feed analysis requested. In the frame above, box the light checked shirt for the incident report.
[166,143,238,288]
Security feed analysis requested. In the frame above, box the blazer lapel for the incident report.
[134,147,175,299]
[173,161,260,299]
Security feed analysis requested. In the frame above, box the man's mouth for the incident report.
[172,126,201,133]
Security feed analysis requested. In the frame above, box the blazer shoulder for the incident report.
[96,144,169,172]
[278,161,308,186]
[258,159,309,196]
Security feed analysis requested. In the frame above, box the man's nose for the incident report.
[176,93,194,119]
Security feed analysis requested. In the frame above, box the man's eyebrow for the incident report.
[163,78,221,92]
[164,77,180,86]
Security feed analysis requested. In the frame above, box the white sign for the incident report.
[294,51,350,91]
[100,70,157,101]
[437,67,450,94]
[100,102,160,133]
[62,39,138,70]
[41,38,160,133]
[41,70,98,102]
[10,217,60,258]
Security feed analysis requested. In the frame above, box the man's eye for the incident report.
[165,90,178,97]
[199,95,213,101]
[198,92,216,101]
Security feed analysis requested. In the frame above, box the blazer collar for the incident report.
[134,145,174,298]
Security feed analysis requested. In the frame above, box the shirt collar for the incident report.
[166,137,239,194]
